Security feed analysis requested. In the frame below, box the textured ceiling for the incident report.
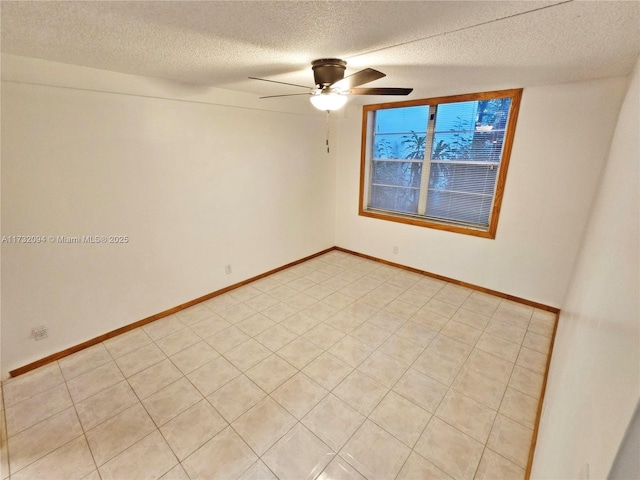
[2,1,639,102]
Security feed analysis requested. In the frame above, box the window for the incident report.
[359,89,522,238]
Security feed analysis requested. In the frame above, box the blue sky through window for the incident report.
[374,102,479,160]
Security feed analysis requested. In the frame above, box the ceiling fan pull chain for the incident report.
[326,110,330,154]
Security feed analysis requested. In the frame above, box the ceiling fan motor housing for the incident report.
[312,58,347,88]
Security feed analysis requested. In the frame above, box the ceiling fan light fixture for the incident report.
[251,58,412,107]
[309,91,348,111]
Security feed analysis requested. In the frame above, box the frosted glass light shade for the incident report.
[310,92,347,111]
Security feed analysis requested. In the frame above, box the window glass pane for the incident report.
[374,134,404,159]
[375,106,429,134]
[399,132,427,160]
[425,98,510,227]
[370,185,419,214]
[432,99,511,163]
[373,107,429,161]
[427,163,498,227]
[433,101,477,132]
[426,189,493,226]
[428,163,498,196]
[432,132,506,162]
[374,133,428,160]
[360,89,521,236]
[372,161,422,188]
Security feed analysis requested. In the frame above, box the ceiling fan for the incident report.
[249,58,413,111]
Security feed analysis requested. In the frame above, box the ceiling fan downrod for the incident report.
[311,58,347,88]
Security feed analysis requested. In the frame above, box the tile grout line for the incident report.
[86,342,137,476]
[391,286,477,479]
[468,308,533,479]
[245,256,390,479]
[5,362,96,478]
[4,251,552,480]
[61,365,102,478]
[250,263,367,477]
[311,271,443,479]
[398,288,539,478]
[118,327,225,478]
[103,331,183,477]
[311,253,529,478]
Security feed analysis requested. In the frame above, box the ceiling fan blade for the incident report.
[258,92,312,99]
[331,68,385,90]
[349,87,414,96]
[249,77,312,89]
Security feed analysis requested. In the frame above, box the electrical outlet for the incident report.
[393,245,399,254]
[32,326,48,341]
[225,264,232,275]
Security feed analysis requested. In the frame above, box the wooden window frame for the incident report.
[358,88,522,239]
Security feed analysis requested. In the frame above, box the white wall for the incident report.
[334,77,628,307]
[531,57,639,479]
[1,55,336,378]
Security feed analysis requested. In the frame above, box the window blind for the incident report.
[364,92,517,233]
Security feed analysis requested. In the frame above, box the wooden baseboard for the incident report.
[10,245,559,378]
[334,247,560,479]
[8,247,336,377]
[334,247,560,313]
[8,244,559,478]
[333,247,560,478]
[525,305,560,479]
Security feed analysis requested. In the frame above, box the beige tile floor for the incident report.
[0,250,556,480]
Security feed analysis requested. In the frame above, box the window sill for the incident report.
[359,207,497,239]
